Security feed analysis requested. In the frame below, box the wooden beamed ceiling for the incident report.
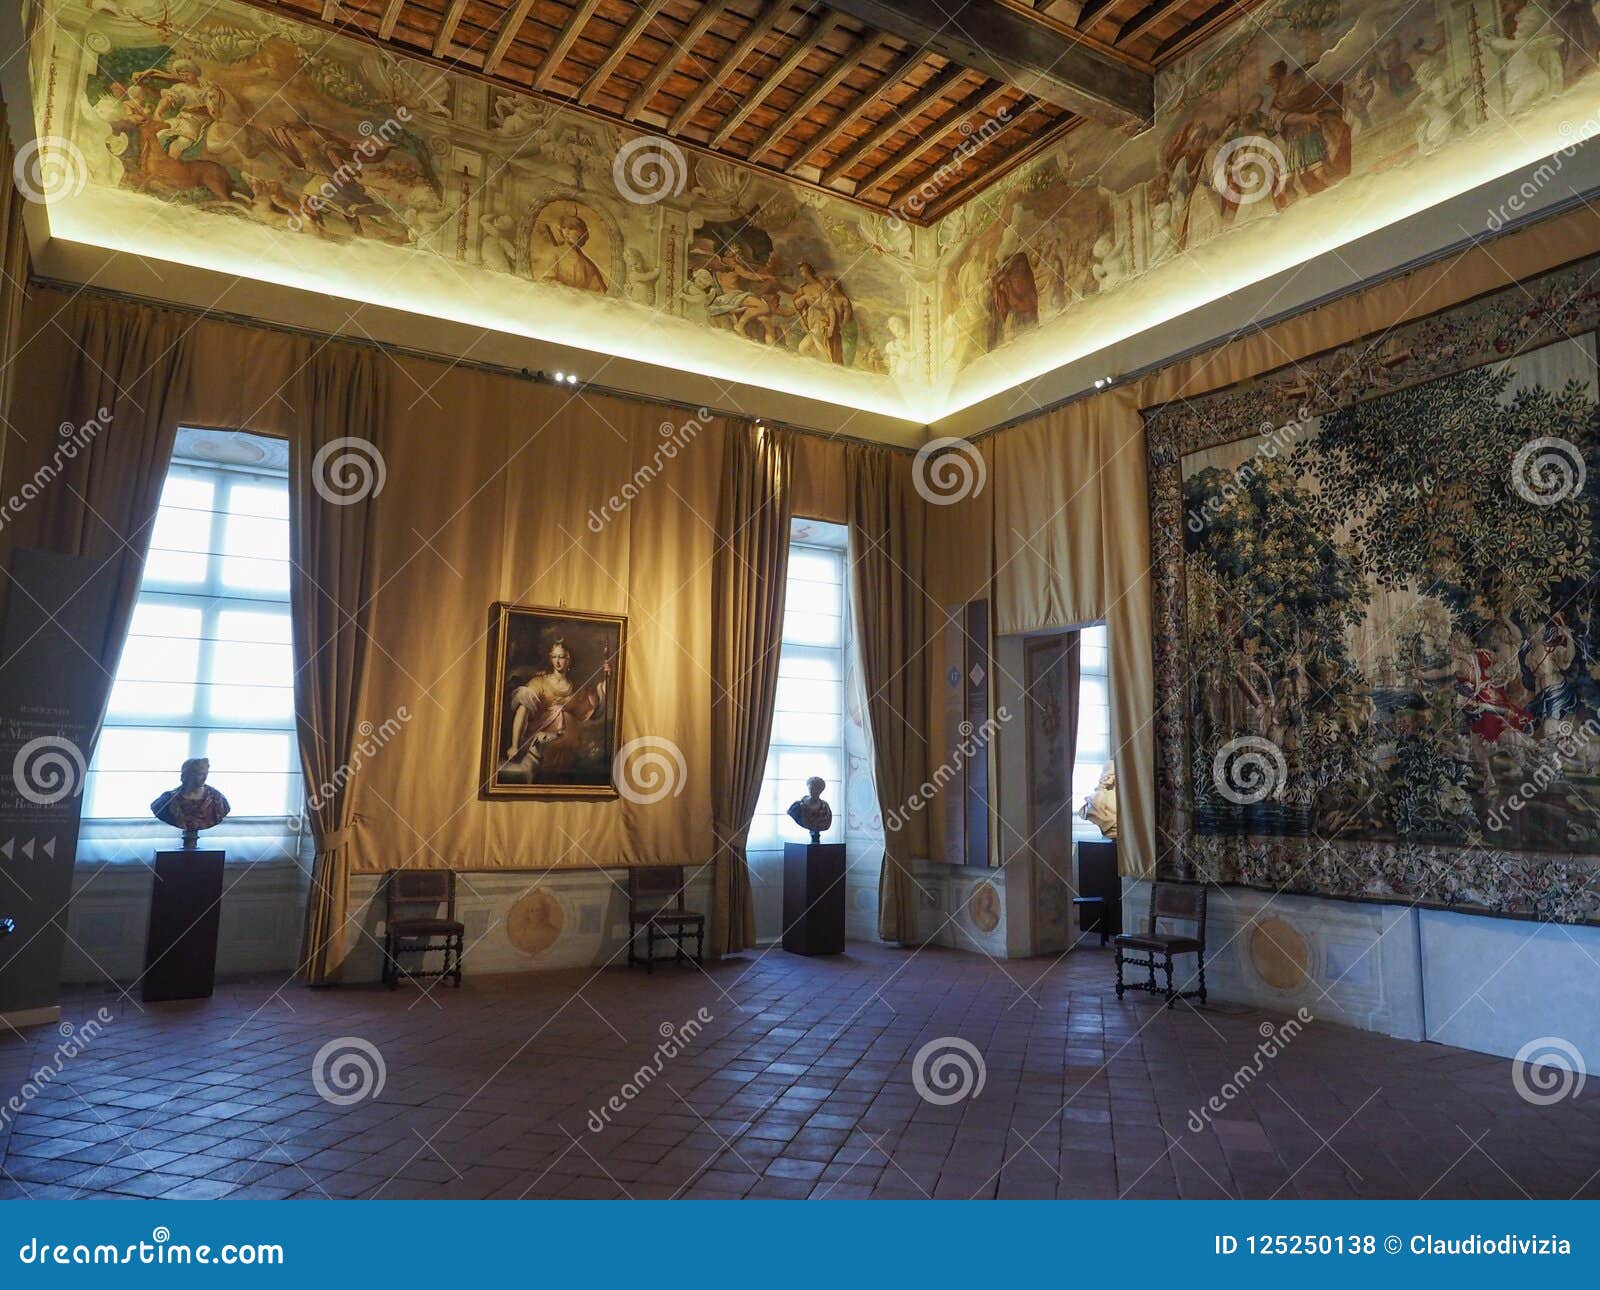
[236,0,1254,223]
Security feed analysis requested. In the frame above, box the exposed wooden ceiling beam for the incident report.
[577,0,672,105]
[909,109,1077,216]
[432,0,471,58]
[853,82,1011,197]
[818,62,968,185]
[1151,0,1241,57]
[814,0,1151,126]
[783,44,923,172]
[378,0,407,39]
[708,10,845,149]
[884,96,1034,210]
[1115,0,1192,45]
[526,0,601,87]
[625,0,736,120]
[1073,0,1123,34]
[746,29,885,160]
[668,0,794,134]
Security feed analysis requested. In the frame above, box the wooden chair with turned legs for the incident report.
[382,870,465,989]
[627,866,705,972]
[1114,881,1207,1007]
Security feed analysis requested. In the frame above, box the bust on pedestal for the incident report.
[782,777,844,956]
[144,758,230,1002]
[150,757,231,850]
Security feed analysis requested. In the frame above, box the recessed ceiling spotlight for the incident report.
[553,370,565,382]
[566,373,579,385]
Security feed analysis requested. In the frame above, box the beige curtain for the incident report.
[990,393,1154,878]
[290,340,390,984]
[709,421,794,955]
[846,443,930,943]
[17,295,195,736]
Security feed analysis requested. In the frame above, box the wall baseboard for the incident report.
[0,1005,61,1030]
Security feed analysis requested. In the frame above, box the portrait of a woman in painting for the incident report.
[481,604,626,797]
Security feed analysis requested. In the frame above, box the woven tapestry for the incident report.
[1146,257,1600,924]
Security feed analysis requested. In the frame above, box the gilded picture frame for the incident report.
[480,603,627,799]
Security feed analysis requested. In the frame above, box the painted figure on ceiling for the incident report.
[1265,60,1353,205]
[1550,0,1600,85]
[987,225,1039,349]
[133,58,217,159]
[542,213,608,293]
[794,261,854,364]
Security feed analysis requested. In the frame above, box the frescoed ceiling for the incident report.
[12,0,1600,430]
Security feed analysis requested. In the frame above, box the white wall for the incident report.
[340,866,717,982]
[1122,877,1600,1065]
[1419,910,1600,1068]
[61,858,309,985]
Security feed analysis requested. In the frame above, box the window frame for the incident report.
[83,441,303,829]
[748,525,851,850]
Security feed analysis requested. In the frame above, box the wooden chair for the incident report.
[627,866,705,972]
[382,869,464,990]
[1114,881,1207,1007]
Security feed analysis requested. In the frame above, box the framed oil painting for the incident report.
[1145,254,1600,926]
[480,604,626,799]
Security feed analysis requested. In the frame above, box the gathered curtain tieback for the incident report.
[315,826,353,853]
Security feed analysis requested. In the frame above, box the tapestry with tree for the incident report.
[1145,257,1600,924]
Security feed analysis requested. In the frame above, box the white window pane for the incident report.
[783,610,842,646]
[788,550,841,584]
[779,653,841,681]
[159,474,215,513]
[198,733,296,816]
[1079,624,1108,671]
[216,609,292,644]
[106,679,198,719]
[142,549,208,585]
[208,771,297,817]
[775,677,842,714]
[202,731,294,774]
[84,770,177,819]
[91,728,192,773]
[775,749,841,786]
[756,777,780,816]
[773,711,843,745]
[227,482,289,520]
[1079,677,1108,711]
[115,634,200,684]
[149,504,213,556]
[220,554,290,594]
[209,640,293,687]
[223,512,289,559]
[129,602,203,640]
[210,684,296,722]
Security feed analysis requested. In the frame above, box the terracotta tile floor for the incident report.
[2,942,1595,1200]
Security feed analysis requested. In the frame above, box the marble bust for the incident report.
[150,757,231,849]
[786,776,833,844]
[1081,762,1117,839]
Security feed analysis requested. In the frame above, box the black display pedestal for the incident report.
[1076,839,1121,942]
[782,842,845,956]
[143,850,225,1003]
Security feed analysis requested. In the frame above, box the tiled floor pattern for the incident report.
[1,943,1595,1199]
